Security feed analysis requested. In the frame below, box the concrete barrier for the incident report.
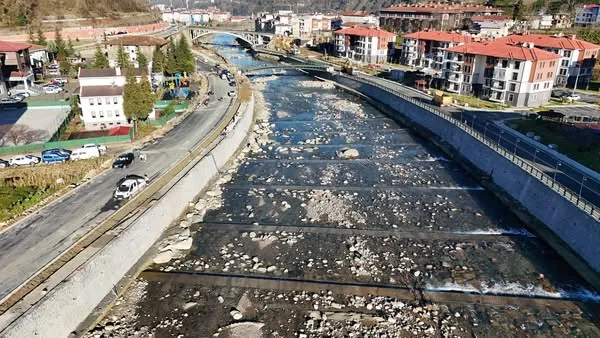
[312,71,600,280]
[1,96,255,337]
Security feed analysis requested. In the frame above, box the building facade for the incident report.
[495,34,600,87]
[78,68,154,130]
[576,4,600,26]
[470,15,514,38]
[339,10,379,28]
[379,3,503,33]
[443,41,560,107]
[0,41,39,97]
[103,35,168,69]
[335,27,396,64]
[401,31,472,72]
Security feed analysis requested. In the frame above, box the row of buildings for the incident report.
[158,7,246,25]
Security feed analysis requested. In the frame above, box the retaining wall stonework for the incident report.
[314,71,600,275]
[1,97,254,338]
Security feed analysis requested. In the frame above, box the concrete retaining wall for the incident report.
[1,97,255,338]
[315,71,600,275]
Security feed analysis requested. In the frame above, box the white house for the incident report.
[576,4,600,26]
[78,68,155,130]
[335,26,396,64]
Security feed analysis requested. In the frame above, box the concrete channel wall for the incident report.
[312,71,600,276]
[1,97,255,338]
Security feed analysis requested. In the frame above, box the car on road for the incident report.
[43,86,63,94]
[9,155,40,166]
[227,90,236,97]
[70,147,100,161]
[112,152,135,168]
[229,81,236,87]
[114,175,147,200]
[83,143,107,155]
[0,159,9,168]
[51,78,68,86]
[562,94,581,102]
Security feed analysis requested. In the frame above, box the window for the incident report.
[559,68,567,75]
[115,110,120,117]
[533,84,539,90]
[105,97,111,105]
[512,72,518,80]
[549,61,555,67]
[99,111,104,118]
[508,93,514,102]
[547,72,553,78]
[561,59,569,67]
[544,82,550,89]
[89,98,94,105]
[564,50,571,57]
[113,97,118,104]
[463,65,471,73]
[107,110,112,118]
[514,61,521,69]
[97,98,102,105]
[501,60,508,68]
[91,111,96,118]
[536,73,542,80]
[509,83,516,91]
[540,62,545,68]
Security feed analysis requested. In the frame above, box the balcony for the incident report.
[447,76,462,83]
[493,70,506,80]
[447,85,461,93]
[489,93,505,102]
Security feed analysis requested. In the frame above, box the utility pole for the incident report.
[572,63,580,96]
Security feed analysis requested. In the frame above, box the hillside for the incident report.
[0,0,149,27]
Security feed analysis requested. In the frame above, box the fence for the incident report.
[0,133,132,156]
[48,101,77,142]
[342,73,600,221]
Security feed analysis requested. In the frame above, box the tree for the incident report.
[123,69,154,138]
[175,35,195,75]
[0,125,48,146]
[116,44,130,68]
[165,39,178,75]
[59,58,73,76]
[92,44,109,68]
[35,27,47,46]
[513,0,524,21]
[137,49,149,70]
[54,26,67,59]
[27,27,35,44]
[151,46,165,73]
[66,38,75,57]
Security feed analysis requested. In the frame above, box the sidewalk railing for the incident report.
[341,73,600,221]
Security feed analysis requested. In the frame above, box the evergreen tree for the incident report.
[66,38,75,57]
[59,58,73,76]
[92,44,109,68]
[137,73,155,118]
[27,28,35,44]
[116,44,130,68]
[151,46,165,73]
[513,0,524,21]
[54,26,67,59]
[165,39,177,75]
[36,27,47,46]
[175,35,195,75]
[123,69,154,138]
[137,49,149,70]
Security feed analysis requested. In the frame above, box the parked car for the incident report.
[112,152,135,168]
[229,81,236,87]
[43,86,62,94]
[44,148,72,157]
[562,94,581,102]
[70,147,100,161]
[83,143,107,155]
[51,78,68,86]
[0,159,9,168]
[114,175,147,200]
[11,90,30,98]
[227,90,236,97]
[41,152,68,163]
[9,155,40,166]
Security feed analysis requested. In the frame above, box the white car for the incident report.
[43,86,62,94]
[114,175,148,200]
[82,143,107,155]
[563,94,581,102]
[70,147,100,161]
[9,155,40,166]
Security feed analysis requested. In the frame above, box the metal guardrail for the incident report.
[343,73,600,221]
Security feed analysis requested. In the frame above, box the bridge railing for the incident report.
[340,73,600,221]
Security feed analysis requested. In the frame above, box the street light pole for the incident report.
[579,177,587,202]
[572,64,581,97]
[498,130,504,144]
[533,149,539,164]
[484,122,489,138]
[553,161,561,186]
[514,139,520,156]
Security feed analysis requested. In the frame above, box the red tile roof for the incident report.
[381,3,502,14]
[335,26,396,39]
[496,34,600,51]
[471,15,513,22]
[0,41,31,52]
[404,31,472,43]
[445,41,561,61]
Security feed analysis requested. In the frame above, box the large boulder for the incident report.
[337,147,359,159]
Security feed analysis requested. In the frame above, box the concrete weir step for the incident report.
[139,270,592,311]
[223,184,485,192]
[196,222,524,241]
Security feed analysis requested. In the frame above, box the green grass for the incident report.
[512,119,600,173]
[445,93,507,110]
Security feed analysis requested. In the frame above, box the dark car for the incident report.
[0,159,8,168]
[112,152,135,168]
[229,81,236,87]
[44,148,72,157]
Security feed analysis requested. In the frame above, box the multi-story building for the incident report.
[78,68,155,130]
[339,10,379,28]
[470,15,514,38]
[401,31,472,73]
[104,36,168,69]
[442,41,560,107]
[576,4,600,26]
[335,26,396,64]
[379,3,503,33]
[0,41,38,97]
[496,34,600,87]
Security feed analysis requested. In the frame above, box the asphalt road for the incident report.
[361,75,600,209]
[0,68,234,300]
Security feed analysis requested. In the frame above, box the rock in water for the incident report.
[153,250,173,264]
[337,147,359,159]
[230,309,243,320]
[173,238,193,251]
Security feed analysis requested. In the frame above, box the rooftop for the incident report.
[80,85,124,97]
[79,68,117,78]
[496,33,600,51]
[340,10,373,17]
[445,41,562,61]
[381,3,502,14]
[404,31,472,43]
[0,41,32,52]
[106,35,169,47]
[471,15,513,22]
[335,26,396,39]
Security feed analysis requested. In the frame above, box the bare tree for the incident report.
[1,124,48,146]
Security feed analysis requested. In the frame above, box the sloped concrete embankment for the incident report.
[311,71,600,284]
[1,96,255,338]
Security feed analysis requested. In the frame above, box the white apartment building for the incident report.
[335,26,395,64]
[442,41,560,107]
[78,68,155,130]
[496,34,600,87]
[339,10,379,28]
[401,31,472,73]
[471,15,514,38]
[576,4,600,26]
